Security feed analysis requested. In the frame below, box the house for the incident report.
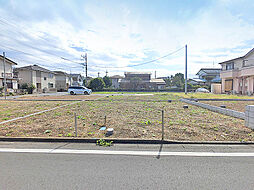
[69,74,84,86]
[14,64,56,93]
[119,72,166,90]
[110,75,124,89]
[196,68,221,86]
[219,48,254,95]
[0,55,18,90]
[54,71,72,91]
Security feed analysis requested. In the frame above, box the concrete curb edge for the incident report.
[0,137,253,145]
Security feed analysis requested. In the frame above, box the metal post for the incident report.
[3,52,7,100]
[185,44,188,94]
[85,53,87,86]
[161,110,164,141]
[74,113,77,137]
[104,115,107,126]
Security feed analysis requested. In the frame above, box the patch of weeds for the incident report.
[2,118,9,121]
[58,134,63,137]
[54,112,62,116]
[66,133,73,137]
[213,127,219,131]
[87,132,95,135]
[77,115,86,120]
[44,129,52,134]
[93,122,97,126]
[183,127,187,131]
[96,139,113,147]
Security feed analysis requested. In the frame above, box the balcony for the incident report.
[1,72,13,78]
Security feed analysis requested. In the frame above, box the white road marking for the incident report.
[0,148,254,157]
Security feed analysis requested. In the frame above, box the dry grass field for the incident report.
[0,93,253,141]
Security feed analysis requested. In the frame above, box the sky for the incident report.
[0,0,254,78]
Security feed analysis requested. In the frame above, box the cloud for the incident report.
[0,0,254,78]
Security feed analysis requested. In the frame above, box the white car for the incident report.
[68,86,92,95]
[195,88,209,93]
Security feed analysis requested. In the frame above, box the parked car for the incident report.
[68,86,92,95]
[195,88,209,93]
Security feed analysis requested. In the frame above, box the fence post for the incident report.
[104,115,107,126]
[162,110,164,141]
[74,113,77,137]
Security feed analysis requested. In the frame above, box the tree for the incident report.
[103,76,112,88]
[172,73,184,88]
[88,78,105,91]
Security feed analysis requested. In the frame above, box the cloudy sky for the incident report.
[0,0,254,78]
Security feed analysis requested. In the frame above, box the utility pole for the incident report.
[106,70,108,76]
[155,71,156,79]
[81,53,88,86]
[185,44,188,94]
[98,72,100,78]
[3,52,7,100]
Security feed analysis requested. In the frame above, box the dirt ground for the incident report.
[0,94,253,141]
[0,101,67,122]
[202,101,254,112]
[16,94,105,100]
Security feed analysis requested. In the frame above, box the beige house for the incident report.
[0,55,18,90]
[54,71,72,91]
[220,48,254,95]
[14,65,56,93]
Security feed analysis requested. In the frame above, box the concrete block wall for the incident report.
[180,99,245,120]
[245,105,254,129]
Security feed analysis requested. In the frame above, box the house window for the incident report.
[48,73,54,78]
[44,77,47,80]
[48,83,54,88]
[226,62,234,70]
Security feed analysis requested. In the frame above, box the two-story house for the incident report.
[219,48,254,95]
[14,64,56,93]
[54,71,72,91]
[119,72,166,90]
[0,55,18,90]
[69,74,84,86]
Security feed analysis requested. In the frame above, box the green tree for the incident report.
[88,78,105,91]
[103,76,112,88]
[172,73,184,88]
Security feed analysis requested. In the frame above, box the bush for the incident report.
[88,78,105,91]
[103,76,112,88]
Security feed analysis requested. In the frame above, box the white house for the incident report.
[0,55,18,90]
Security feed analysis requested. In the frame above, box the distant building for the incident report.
[219,48,254,95]
[69,74,84,86]
[195,68,221,85]
[54,71,72,91]
[14,64,56,93]
[110,75,124,89]
[119,72,166,90]
[0,55,18,90]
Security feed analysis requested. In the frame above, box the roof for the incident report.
[218,48,254,64]
[15,65,55,73]
[0,55,18,65]
[54,71,69,76]
[70,73,82,77]
[211,75,221,83]
[188,78,206,82]
[150,78,166,84]
[124,72,151,75]
[196,68,221,76]
[110,75,124,79]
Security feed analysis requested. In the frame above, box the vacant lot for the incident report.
[0,101,67,122]
[203,101,254,112]
[0,94,253,141]
[16,94,105,100]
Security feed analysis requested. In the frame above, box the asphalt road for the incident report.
[0,142,254,190]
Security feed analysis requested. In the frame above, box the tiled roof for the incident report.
[15,65,55,73]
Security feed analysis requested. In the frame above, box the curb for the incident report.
[0,137,253,145]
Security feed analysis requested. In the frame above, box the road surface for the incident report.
[0,142,254,190]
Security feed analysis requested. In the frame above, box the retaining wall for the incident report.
[180,99,245,120]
